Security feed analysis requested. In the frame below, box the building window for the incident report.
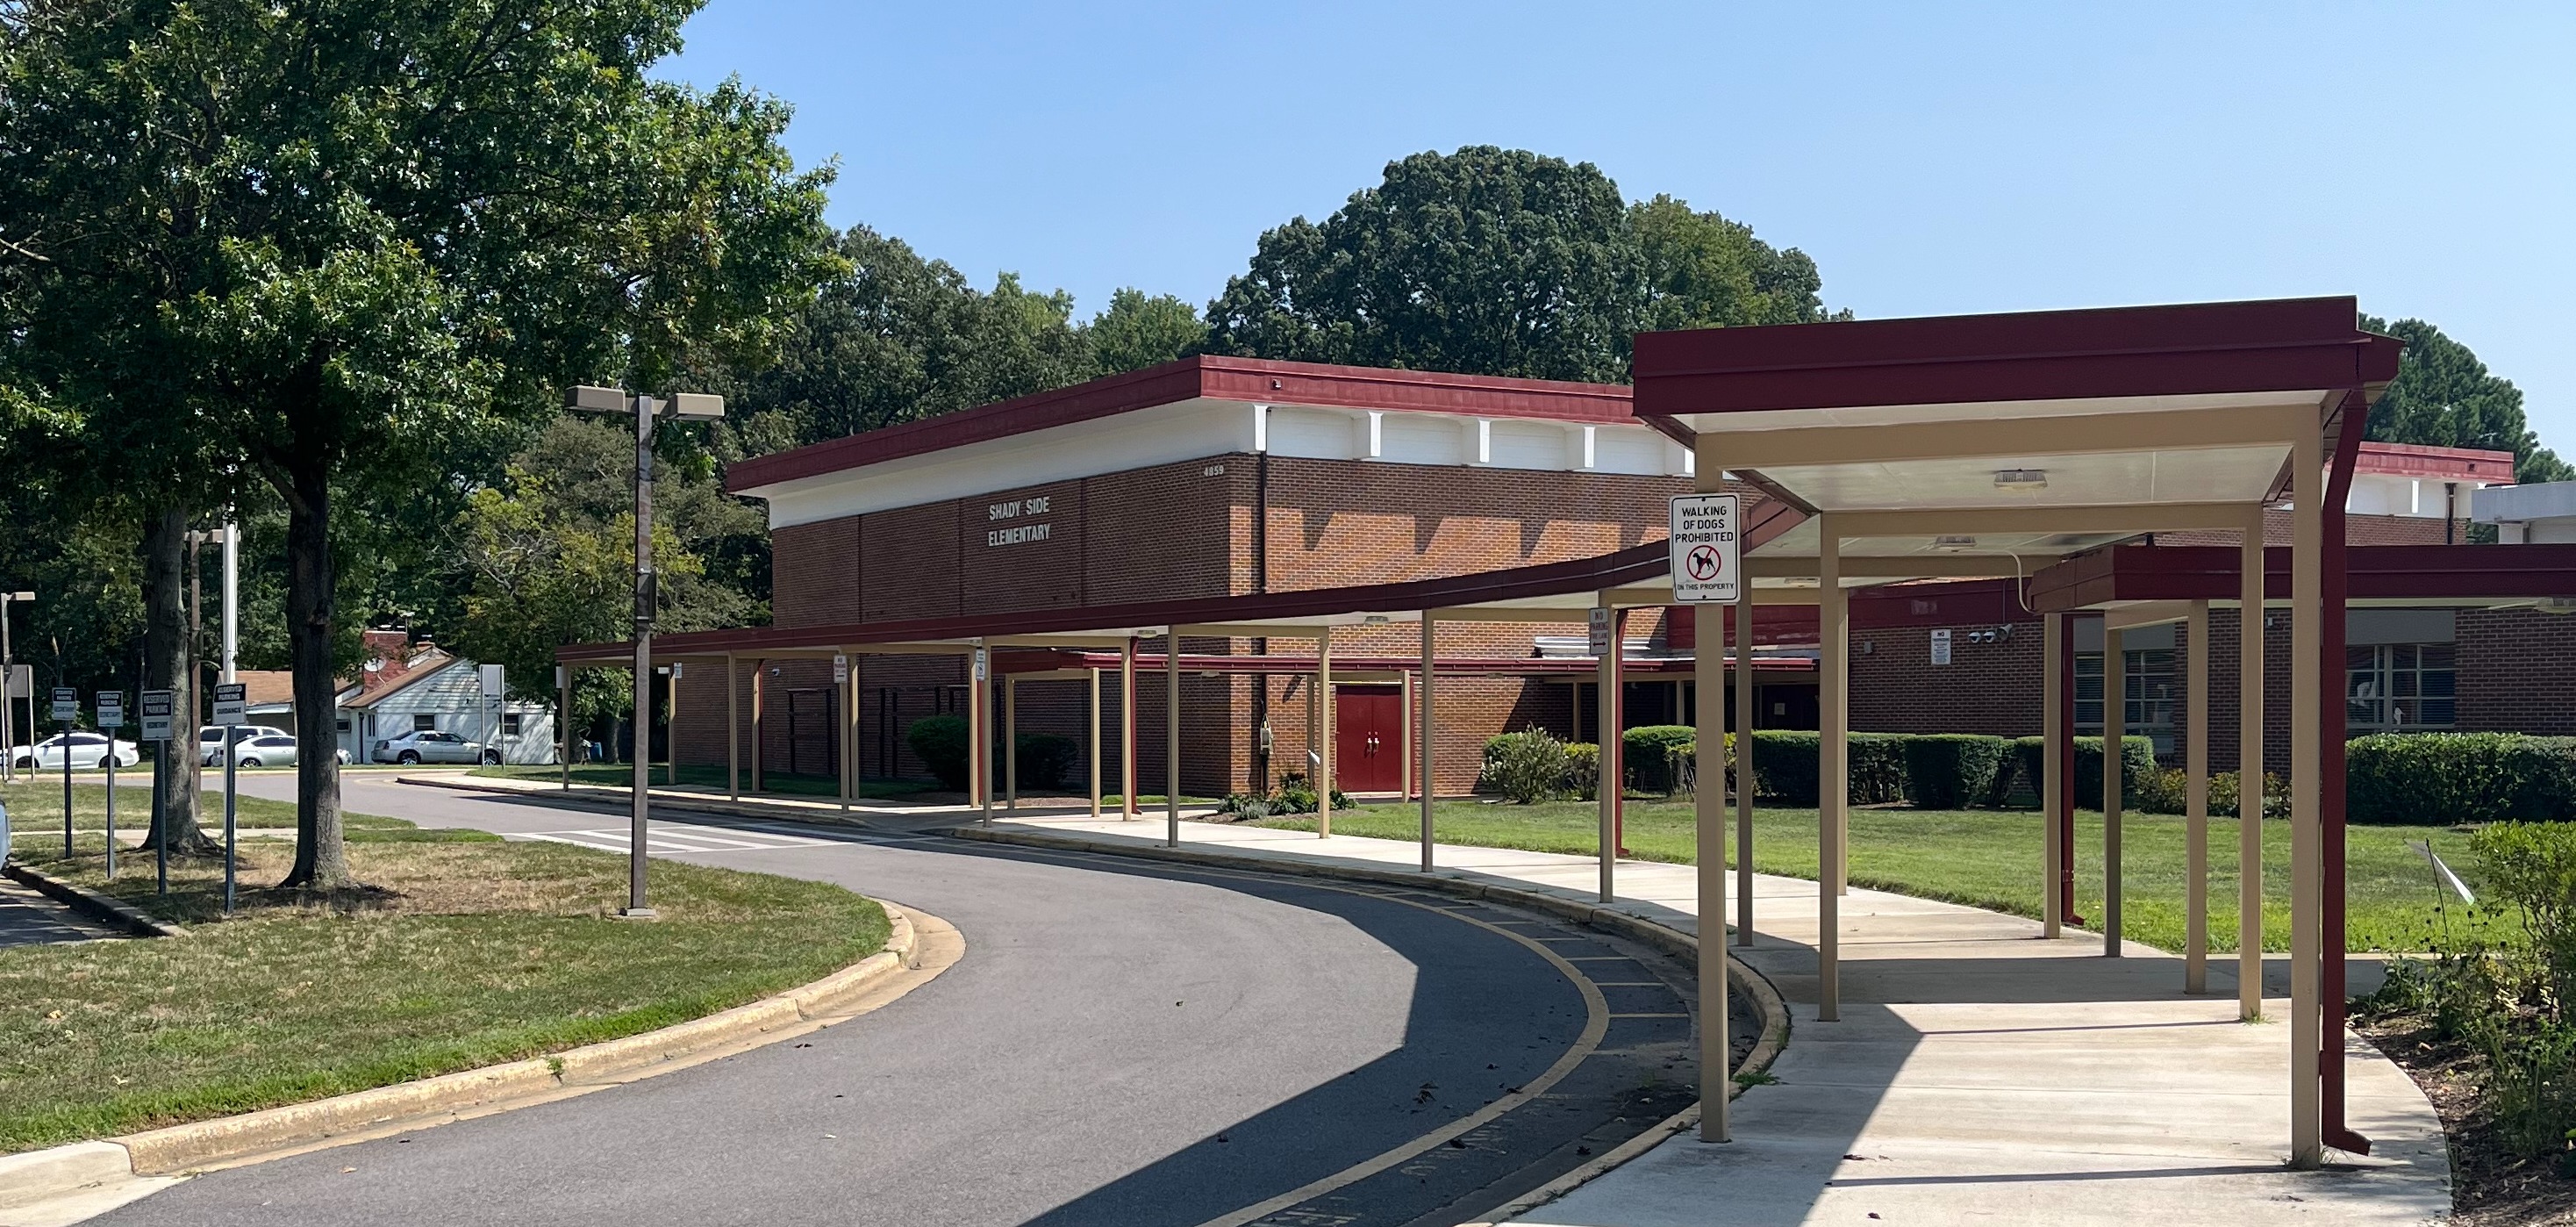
[413,714,437,732]
[2348,644,2456,732]
[502,713,523,737]
[2076,649,2178,755]
[335,719,351,733]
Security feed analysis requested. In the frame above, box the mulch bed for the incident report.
[2359,1013,2576,1225]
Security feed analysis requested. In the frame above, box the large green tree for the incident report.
[1204,147,1838,383]
[715,226,1096,449]
[2361,315,2572,484]
[0,0,834,890]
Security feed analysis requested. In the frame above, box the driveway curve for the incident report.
[97,778,1704,1226]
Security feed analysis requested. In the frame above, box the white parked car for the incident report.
[214,731,348,768]
[371,729,497,765]
[10,731,142,771]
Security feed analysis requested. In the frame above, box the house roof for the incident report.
[338,650,457,710]
[234,670,297,707]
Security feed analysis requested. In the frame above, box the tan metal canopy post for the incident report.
[1399,669,1414,804]
[1165,629,1180,848]
[1596,591,1617,904]
[2290,430,2325,1168]
[726,653,740,801]
[2103,625,2125,958]
[2043,615,2064,939]
[1420,613,1435,873]
[972,642,992,825]
[1121,636,1138,820]
[559,664,572,792]
[835,654,852,816]
[666,665,680,786]
[1818,518,1845,1022]
[2239,514,2267,1022]
[749,659,765,794]
[2185,601,2210,991]
[1317,631,1335,838]
[1695,592,1730,1144]
[1005,674,1019,811]
[1734,586,1755,948]
[1088,667,1103,819]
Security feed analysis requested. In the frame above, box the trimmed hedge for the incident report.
[1902,735,2013,809]
[1742,731,1907,807]
[2347,733,2576,823]
[2001,735,2156,809]
[906,714,969,791]
[1623,725,1700,794]
[1007,732,1080,791]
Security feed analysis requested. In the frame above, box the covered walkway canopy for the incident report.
[563,296,2419,1164]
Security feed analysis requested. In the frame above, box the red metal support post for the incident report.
[2321,391,2371,1156]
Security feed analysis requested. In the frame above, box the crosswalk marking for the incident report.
[520,822,843,856]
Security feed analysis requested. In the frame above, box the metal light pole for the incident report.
[567,384,724,919]
[0,590,30,786]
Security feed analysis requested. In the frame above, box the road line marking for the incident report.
[1185,886,1613,1227]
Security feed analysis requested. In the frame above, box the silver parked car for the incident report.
[371,729,497,765]
[215,731,349,768]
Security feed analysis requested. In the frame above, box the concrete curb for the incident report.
[0,903,921,1204]
[0,861,186,939]
[392,774,893,830]
[941,822,1793,1220]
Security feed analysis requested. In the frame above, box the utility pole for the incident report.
[566,385,724,919]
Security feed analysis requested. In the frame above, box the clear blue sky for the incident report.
[662,1,2576,451]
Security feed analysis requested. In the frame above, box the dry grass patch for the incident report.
[0,822,886,1154]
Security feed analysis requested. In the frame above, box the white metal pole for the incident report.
[2104,624,2125,958]
[220,522,238,685]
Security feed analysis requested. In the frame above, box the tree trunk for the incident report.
[277,463,352,892]
[140,506,217,855]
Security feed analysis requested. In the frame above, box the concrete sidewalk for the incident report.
[957,812,2448,1227]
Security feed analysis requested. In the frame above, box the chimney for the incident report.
[361,627,413,692]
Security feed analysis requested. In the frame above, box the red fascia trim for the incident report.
[723,355,1634,494]
[562,502,1813,664]
[1632,297,2386,418]
[2355,441,2517,483]
[2023,542,2576,612]
[1008,650,1811,677]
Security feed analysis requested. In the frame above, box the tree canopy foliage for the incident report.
[1204,147,1839,383]
[712,226,1205,454]
[0,0,835,887]
[2362,315,2572,484]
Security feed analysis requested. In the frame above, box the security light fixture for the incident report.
[567,384,628,413]
[1931,535,1979,552]
[1363,614,1391,626]
[1993,469,2048,493]
[668,392,725,421]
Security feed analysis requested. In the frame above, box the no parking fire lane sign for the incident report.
[1668,494,1741,603]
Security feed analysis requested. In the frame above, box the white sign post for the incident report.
[49,686,75,722]
[95,692,122,878]
[1930,628,1953,666]
[1668,494,1742,604]
[1587,607,1614,658]
[212,681,245,913]
[50,687,75,856]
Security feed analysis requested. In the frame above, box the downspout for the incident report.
[2321,394,2370,1156]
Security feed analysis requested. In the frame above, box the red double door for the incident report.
[1334,685,1406,793]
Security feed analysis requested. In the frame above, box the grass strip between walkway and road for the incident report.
[0,817,888,1156]
[1256,799,2499,955]
[2,780,411,834]
[473,762,938,801]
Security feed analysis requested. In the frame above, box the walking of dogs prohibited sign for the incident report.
[1668,494,1741,603]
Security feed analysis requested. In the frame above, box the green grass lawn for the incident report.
[1257,799,2499,955]
[2,780,412,835]
[0,819,888,1155]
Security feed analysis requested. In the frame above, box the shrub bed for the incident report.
[1622,725,1699,794]
[2347,732,2576,823]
